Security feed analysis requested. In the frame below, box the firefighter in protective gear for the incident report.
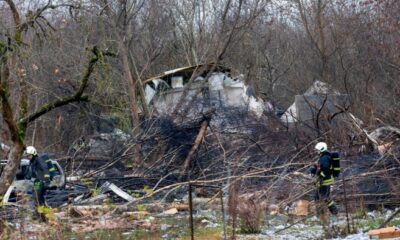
[309,142,338,216]
[25,146,57,207]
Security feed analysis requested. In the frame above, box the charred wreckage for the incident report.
[0,63,399,223]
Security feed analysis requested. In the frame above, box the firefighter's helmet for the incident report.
[25,146,37,156]
[315,142,328,153]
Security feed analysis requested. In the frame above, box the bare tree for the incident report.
[99,0,153,165]
[0,0,114,195]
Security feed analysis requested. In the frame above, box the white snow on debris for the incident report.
[239,228,370,240]
[237,223,325,240]
[242,85,265,118]
[208,72,225,90]
[280,103,297,123]
[145,84,157,104]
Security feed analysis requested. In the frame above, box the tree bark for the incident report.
[0,143,24,194]
[119,43,142,165]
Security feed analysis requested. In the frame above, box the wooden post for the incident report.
[189,183,194,240]
[342,174,351,234]
[220,189,227,240]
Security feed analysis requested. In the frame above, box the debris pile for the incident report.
[1,66,399,239]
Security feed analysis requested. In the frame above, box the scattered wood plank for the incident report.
[368,227,400,239]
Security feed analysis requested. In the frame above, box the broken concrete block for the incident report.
[145,84,157,103]
[209,72,225,90]
[368,226,400,239]
[163,208,178,215]
[294,94,350,122]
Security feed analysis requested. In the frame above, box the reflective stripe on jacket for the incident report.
[29,154,55,181]
[318,151,334,186]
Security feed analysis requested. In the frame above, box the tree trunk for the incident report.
[0,143,24,194]
[119,42,142,165]
[121,45,140,129]
[0,47,25,195]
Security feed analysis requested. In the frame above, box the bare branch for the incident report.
[18,47,116,126]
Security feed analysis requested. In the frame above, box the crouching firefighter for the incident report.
[24,146,57,218]
[309,142,339,219]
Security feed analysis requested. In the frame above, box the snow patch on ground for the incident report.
[332,231,369,240]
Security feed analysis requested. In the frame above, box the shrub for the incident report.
[237,195,264,234]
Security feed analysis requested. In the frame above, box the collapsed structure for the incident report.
[60,65,399,209]
[1,64,399,231]
[142,63,266,118]
[280,80,350,124]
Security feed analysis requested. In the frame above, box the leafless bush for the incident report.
[237,194,265,234]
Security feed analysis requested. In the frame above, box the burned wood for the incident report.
[335,104,379,146]
[46,185,89,208]
[179,119,209,177]
[78,194,109,205]
[0,204,28,222]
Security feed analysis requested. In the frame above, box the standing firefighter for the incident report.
[24,146,57,214]
[309,142,338,221]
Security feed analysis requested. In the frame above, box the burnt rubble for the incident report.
[1,69,398,229]
[50,69,400,210]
